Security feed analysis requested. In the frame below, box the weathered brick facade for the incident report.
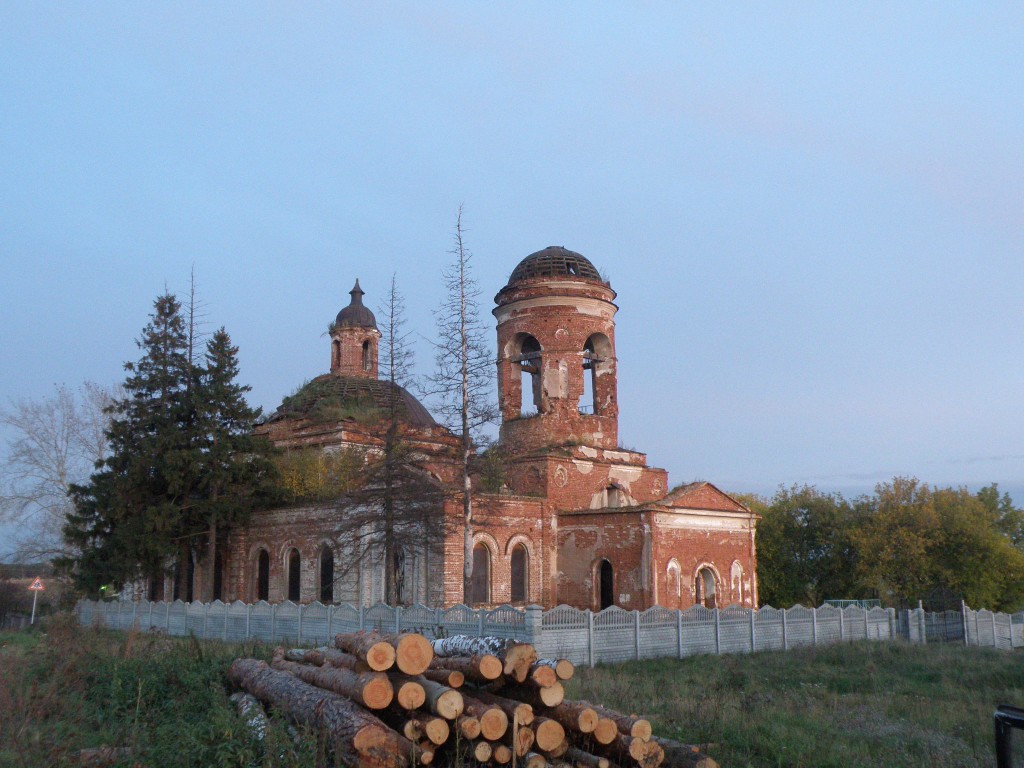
[188,247,758,610]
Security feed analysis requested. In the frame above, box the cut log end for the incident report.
[457,715,481,740]
[396,681,426,711]
[492,744,513,764]
[479,654,504,680]
[534,717,567,753]
[593,718,618,745]
[524,751,549,768]
[434,688,464,720]
[471,740,493,762]
[395,633,434,676]
[478,707,509,741]
[538,681,565,707]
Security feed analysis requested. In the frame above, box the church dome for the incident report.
[335,279,377,329]
[507,246,603,286]
[270,374,436,428]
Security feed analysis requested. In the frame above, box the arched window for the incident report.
[332,339,340,370]
[320,546,335,603]
[255,549,270,602]
[731,561,745,606]
[598,559,614,609]
[581,334,612,415]
[515,335,542,417]
[362,340,371,371]
[605,484,627,508]
[696,567,717,608]
[287,548,301,602]
[667,560,682,608]
[148,574,164,602]
[511,544,528,603]
[470,544,490,605]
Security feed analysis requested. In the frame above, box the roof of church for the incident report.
[335,279,378,329]
[507,246,604,285]
[658,482,751,513]
[269,374,436,427]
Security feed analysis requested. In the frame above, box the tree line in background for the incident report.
[745,479,1024,611]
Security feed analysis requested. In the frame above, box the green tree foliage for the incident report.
[59,295,277,595]
[753,485,857,607]
[754,477,1024,611]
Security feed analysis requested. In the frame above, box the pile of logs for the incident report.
[228,631,718,768]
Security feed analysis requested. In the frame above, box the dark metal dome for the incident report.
[507,246,603,285]
[335,279,377,329]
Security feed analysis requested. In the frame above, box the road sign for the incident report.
[29,578,44,591]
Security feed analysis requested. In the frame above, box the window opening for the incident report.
[696,567,717,608]
[598,559,614,609]
[511,544,528,603]
[514,335,542,417]
[287,548,301,602]
[256,550,270,602]
[362,340,371,371]
[320,546,335,603]
[470,544,490,605]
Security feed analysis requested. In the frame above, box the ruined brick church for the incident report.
[198,248,758,610]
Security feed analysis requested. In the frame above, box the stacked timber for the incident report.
[228,631,719,768]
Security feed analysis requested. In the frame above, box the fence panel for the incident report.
[538,605,589,663]
[249,601,273,641]
[439,604,480,637]
[301,602,330,645]
[484,605,527,640]
[785,606,815,648]
[680,605,717,656]
[400,603,438,635]
[226,601,250,642]
[592,607,636,664]
[638,607,677,660]
[755,606,784,652]
[206,600,227,640]
[718,606,752,654]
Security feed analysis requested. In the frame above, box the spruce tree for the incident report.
[190,327,278,600]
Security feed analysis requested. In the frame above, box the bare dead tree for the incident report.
[0,382,116,562]
[427,206,498,603]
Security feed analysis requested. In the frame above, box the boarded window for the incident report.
[470,544,490,605]
[288,549,301,602]
[320,546,334,603]
[511,544,528,603]
[256,550,270,601]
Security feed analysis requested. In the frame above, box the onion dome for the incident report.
[335,279,377,329]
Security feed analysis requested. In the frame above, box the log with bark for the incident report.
[428,654,503,683]
[456,714,481,740]
[420,668,464,689]
[651,737,719,768]
[459,692,509,741]
[588,705,652,741]
[524,663,558,689]
[524,751,549,768]
[464,688,534,726]
[228,658,414,768]
[563,746,612,768]
[593,735,664,768]
[393,675,464,720]
[499,723,535,757]
[537,699,599,734]
[497,680,565,708]
[374,632,434,676]
[536,657,575,681]
[430,635,537,682]
[377,708,450,747]
[532,716,567,753]
[458,739,493,763]
[271,652,394,711]
[335,631,398,672]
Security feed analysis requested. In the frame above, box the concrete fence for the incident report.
[75,599,1023,666]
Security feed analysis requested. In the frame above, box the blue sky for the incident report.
[1,4,1022,555]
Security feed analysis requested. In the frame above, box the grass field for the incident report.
[569,640,1024,767]
[1,616,1021,767]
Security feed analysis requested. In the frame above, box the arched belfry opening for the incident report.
[696,567,717,608]
[581,333,613,415]
[597,559,614,610]
[515,335,542,417]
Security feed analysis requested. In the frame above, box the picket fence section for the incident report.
[75,599,1021,665]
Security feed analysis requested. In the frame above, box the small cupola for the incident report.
[330,279,381,379]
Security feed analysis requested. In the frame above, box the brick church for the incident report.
[199,247,758,611]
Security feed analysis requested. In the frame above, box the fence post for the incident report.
[359,604,365,631]
[223,603,228,642]
[328,605,335,639]
[677,609,683,659]
[975,609,980,646]
[782,608,788,650]
[839,609,844,642]
[714,608,721,655]
[166,601,171,632]
[812,607,818,646]
[587,610,595,668]
[478,608,485,637]
[992,612,998,648]
[132,600,138,630]
[245,603,251,639]
[749,608,756,653]
[634,611,641,661]
[864,607,869,639]
[918,602,926,645]
[298,603,304,644]
[271,604,277,643]
[961,601,969,646]
[888,607,896,640]
[524,604,543,649]
[396,606,402,634]
[148,601,154,632]
[202,602,209,639]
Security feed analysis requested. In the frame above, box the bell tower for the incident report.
[494,247,619,452]
[330,279,380,379]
